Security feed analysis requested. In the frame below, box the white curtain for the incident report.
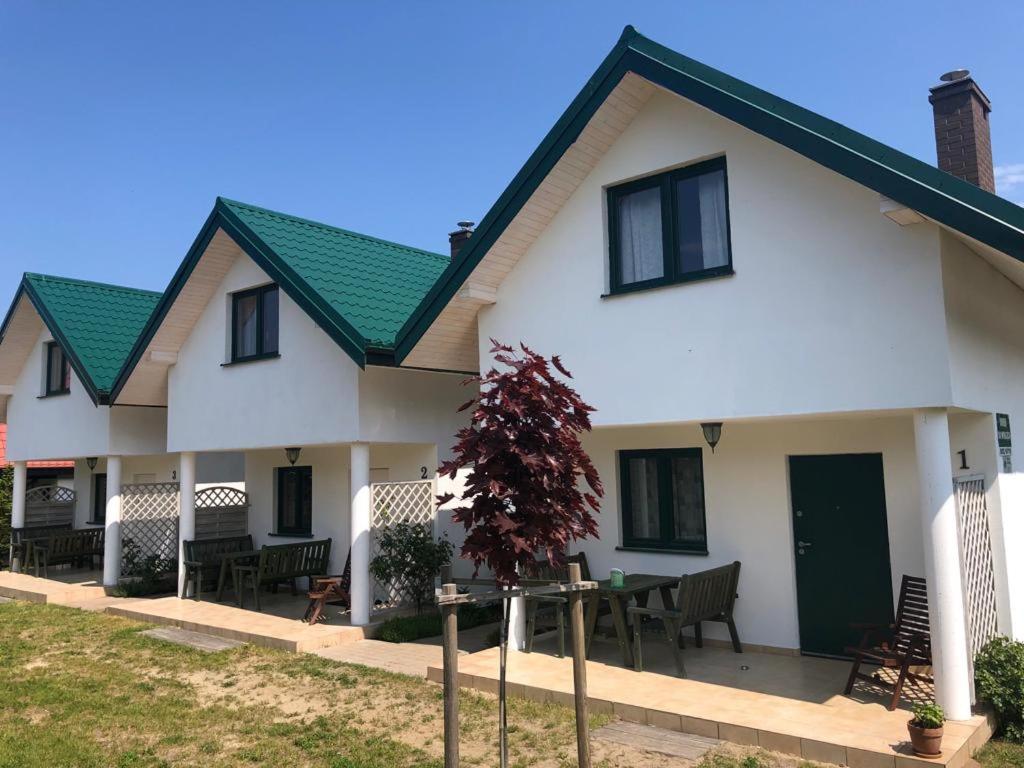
[629,458,660,539]
[698,170,728,268]
[618,186,663,284]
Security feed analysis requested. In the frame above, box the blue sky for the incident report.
[1,1,1022,297]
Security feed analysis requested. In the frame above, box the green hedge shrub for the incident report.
[377,601,500,643]
[975,635,1024,742]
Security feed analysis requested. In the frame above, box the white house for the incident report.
[110,198,472,622]
[4,23,1024,729]
[387,27,1024,721]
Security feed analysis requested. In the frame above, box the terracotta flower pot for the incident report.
[907,721,944,758]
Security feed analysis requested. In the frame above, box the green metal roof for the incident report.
[393,25,1024,364]
[220,198,449,347]
[111,198,450,401]
[1,274,161,404]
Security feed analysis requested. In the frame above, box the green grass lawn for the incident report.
[10,599,1011,768]
[977,741,1024,768]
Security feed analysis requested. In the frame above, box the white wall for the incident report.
[578,415,923,650]
[477,89,953,426]
[942,234,1024,638]
[167,257,360,452]
[358,367,469,457]
[7,329,111,460]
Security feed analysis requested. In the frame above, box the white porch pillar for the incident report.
[102,455,123,588]
[349,442,372,626]
[10,461,27,572]
[914,409,972,720]
[177,452,196,598]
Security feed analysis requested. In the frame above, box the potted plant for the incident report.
[908,702,944,758]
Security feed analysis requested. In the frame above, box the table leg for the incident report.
[216,560,229,602]
[608,595,634,667]
[657,585,684,648]
[584,592,599,658]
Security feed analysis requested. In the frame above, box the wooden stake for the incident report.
[442,583,460,768]
[568,562,592,768]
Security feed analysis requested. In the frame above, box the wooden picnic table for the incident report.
[584,573,679,667]
[215,549,259,602]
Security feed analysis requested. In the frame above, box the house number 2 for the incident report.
[420,466,428,479]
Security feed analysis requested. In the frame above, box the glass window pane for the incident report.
[670,454,705,544]
[676,169,729,274]
[47,344,67,392]
[93,474,107,524]
[627,456,660,540]
[617,186,664,285]
[234,293,258,358]
[261,287,279,355]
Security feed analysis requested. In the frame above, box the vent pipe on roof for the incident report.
[929,70,995,193]
[448,221,475,260]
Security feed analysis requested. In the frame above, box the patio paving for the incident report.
[0,567,107,604]
[427,633,994,768]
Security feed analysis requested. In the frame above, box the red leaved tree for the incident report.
[439,341,603,586]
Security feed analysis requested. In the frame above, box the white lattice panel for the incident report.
[370,479,436,610]
[955,476,999,660]
[121,482,180,571]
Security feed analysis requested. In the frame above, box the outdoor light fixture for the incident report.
[285,447,302,466]
[86,457,97,471]
[701,422,723,453]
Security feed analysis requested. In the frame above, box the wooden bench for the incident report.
[31,529,105,578]
[629,561,742,676]
[9,524,72,572]
[233,539,332,611]
[181,534,254,599]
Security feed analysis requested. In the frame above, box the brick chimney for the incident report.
[448,221,475,259]
[929,70,995,192]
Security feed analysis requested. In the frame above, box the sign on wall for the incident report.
[997,413,1012,473]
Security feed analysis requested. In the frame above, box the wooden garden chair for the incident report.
[629,561,742,677]
[304,550,352,624]
[843,574,932,710]
[523,552,591,657]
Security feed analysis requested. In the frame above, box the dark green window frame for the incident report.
[90,473,107,525]
[607,156,734,295]
[231,283,279,363]
[619,447,708,553]
[275,465,313,537]
[44,341,71,396]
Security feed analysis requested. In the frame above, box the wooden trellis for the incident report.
[195,486,249,539]
[24,485,75,527]
[370,479,436,610]
[120,482,179,572]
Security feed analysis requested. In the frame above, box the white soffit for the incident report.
[0,295,44,388]
[116,228,241,406]
[402,72,656,373]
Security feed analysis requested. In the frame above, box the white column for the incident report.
[508,595,528,651]
[914,409,972,720]
[10,461,27,572]
[349,442,372,626]
[102,455,123,588]
[177,452,196,598]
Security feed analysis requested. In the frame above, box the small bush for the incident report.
[911,702,944,729]
[377,601,501,643]
[369,522,453,614]
[975,635,1024,742]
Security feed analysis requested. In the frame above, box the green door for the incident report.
[789,453,895,658]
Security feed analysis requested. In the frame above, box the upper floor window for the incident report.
[619,447,708,553]
[44,341,70,396]
[607,157,733,294]
[231,284,279,362]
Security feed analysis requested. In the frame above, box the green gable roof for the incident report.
[111,198,450,401]
[393,25,1024,364]
[220,199,449,347]
[3,274,161,404]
